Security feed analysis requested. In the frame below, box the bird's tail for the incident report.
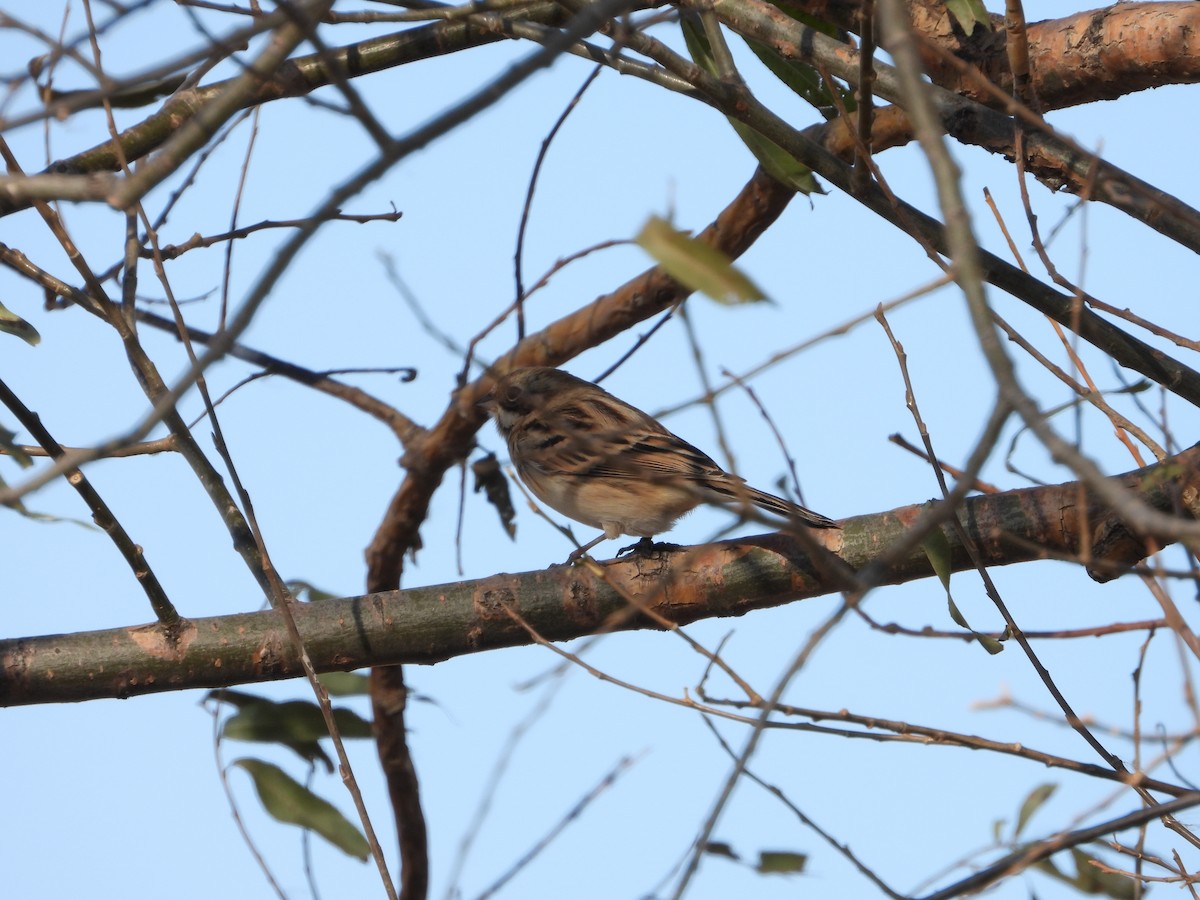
[749,486,839,529]
[710,478,839,529]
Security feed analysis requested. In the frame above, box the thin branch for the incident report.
[0,436,178,460]
[886,433,1001,494]
[990,312,1166,461]
[700,716,905,899]
[442,674,571,900]
[865,614,1169,643]
[0,377,182,630]
[474,754,639,899]
[108,0,333,208]
[145,209,403,260]
[654,276,947,419]
[920,793,1200,900]
[514,65,602,339]
[851,0,875,193]
[133,310,421,441]
[1003,0,1040,113]
[0,2,574,216]
[207,696,289,900]
[378,251,465,357]
[671,599,852,898]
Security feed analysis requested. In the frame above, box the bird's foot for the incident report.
[617,537,680,558]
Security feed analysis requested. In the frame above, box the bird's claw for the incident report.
[617,537,680,557]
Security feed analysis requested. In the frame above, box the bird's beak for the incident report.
[478,391,496,413]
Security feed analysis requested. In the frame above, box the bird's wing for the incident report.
[582,430,724,481]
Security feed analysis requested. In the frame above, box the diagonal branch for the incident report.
[711,0,1200,252]
[778,0,1200,111]
[908,0,1200,111]
[0,378,181,631]
[107,0,335,209]
[920,792,1200,900]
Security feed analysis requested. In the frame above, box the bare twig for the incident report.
[0,377,182,630]
[700,715,905,898]
[475,754,640,899]
[886,433,1001,494]
[0,436,178,460]
[145,209,403,260]
[514,65,602,339]
[920,793,1200,900]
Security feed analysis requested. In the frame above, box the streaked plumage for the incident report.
[482,367,837,556]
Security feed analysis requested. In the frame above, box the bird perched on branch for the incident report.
[482,366,838,558]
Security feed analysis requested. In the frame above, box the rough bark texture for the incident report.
[912,1,1200,109]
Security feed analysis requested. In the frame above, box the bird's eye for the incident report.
[503,385,523,404]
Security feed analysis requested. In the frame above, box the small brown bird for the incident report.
[482,366,838,557]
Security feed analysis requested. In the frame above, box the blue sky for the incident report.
[3,2,1199,898]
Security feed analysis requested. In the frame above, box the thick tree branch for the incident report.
[785,0,1200,110]
[908,0,1200,110]
[715,0,1200,251]
[369,665,428,900]
[7,445,1199,707]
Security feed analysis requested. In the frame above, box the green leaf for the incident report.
[743,37,851,120]
[1034,854,1067,881]
[219,695,372,771]
[0,422,33,468]
[1035,848,1136,899]
[637,216,767,305]
[204,688,267,710]
[232,759,370,861]
[756,850,807,875]
[1066,848,1137,899]
[945,595,968,629]
[948,596,1004,655]
[991,818,1005,844]
[681,14,719,75]
[0,464,96,524]
[922,527,1003,655]
[726,121,823,194]
[680,16,821,194]
[944,0,991,35]
[1014,783,1056,838]
[318,671,371,696]
[223,699,374,743]
[0,299,40,346]
[703,841,740,861]
[921,526,953,591]
[287,579,339,602]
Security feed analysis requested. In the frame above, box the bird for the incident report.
[481,366,838,558]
